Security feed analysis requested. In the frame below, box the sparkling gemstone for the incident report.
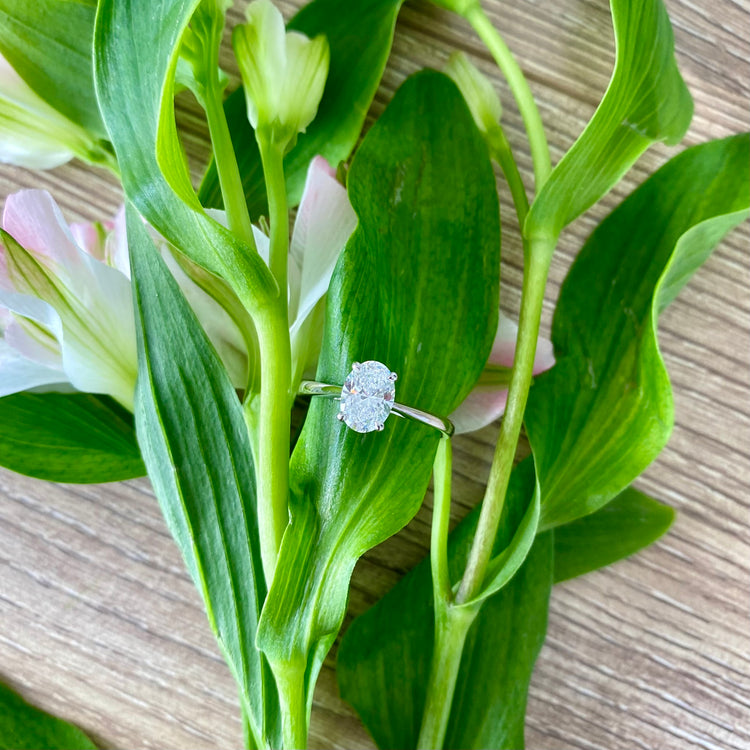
[339,360,397,433]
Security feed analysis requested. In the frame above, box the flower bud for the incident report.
[445,52,502,137]
[233,0,329,150]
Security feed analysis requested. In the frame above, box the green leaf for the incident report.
[0,0,106,138]
[256,70,500,715]
[0,392,144,484]
[0,680,96,750]
[554,487,674,583]
[526,134,750,530]
[198,0,404,218]
[95,0,275,315]
[126,206,279,747]
[338,459,553,750]
[525,0,693,243]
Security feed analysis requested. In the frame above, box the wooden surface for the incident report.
[1,0,748,748]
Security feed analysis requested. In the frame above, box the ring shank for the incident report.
[298,380,454,438]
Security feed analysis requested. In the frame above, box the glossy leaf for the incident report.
[526,134,750,530]
[554,487,674,583]
[256,71,500,716]
[127,207,279,747]
[0,392,144,483]
[198,0,404,218]
[95,0,275,315]
[338,459,553,750]
[0,680,96,750]
[0,0,106,138]
[525,0,692,243]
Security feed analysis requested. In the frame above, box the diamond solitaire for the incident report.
[338,360,398,433]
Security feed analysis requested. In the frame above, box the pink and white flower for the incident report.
[0,190,137,408]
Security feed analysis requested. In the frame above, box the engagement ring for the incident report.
[299,360,454,437]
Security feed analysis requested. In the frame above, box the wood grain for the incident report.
[1,1,748,748]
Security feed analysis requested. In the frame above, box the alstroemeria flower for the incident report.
[0,191,137,409]
[0,53,104,170]
[450,312,555,434]
[233,0,329,149]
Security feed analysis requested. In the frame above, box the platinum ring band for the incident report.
[298,380,455,438]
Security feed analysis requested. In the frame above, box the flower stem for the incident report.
[258,140,289,298]
[416,603,478,749]
[416,437,476,749]
[204,79,257,251]
[455,242,551,605]
[252,137,292,583]
[465,2,552,190]
[275,663,307,750]
[487,126,529,228]
[431,437,454,605]
[251,312,291,583]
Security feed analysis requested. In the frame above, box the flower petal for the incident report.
[449,312,556,434]
[4,317,61,369]
[0,290,68,397]
[489,310,555,374]
[104,205,131,277]
[289,156,356,331]
[0,55,74,169]
[450,385,509,435]
[3,190,82,275]
[0,336,67,398]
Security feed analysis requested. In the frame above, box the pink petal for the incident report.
[450,385,509,435]
[449,313,556,434]
[70,221,106,261]
[489,310,555,374]
[2,190,82,274]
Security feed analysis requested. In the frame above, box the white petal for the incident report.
[4,317,61,369]
[289,156,356,329]
[104,205,131,278]
[279,32,329,135]
[59,256,137,409]
[0,55,75,169]
[252,225,271,266]
[0,288,64,340]
[0,337,67,397]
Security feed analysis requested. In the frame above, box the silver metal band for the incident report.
[298,380,455,438]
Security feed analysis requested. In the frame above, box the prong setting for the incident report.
[338,360,397,433]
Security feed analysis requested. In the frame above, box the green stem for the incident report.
[252,136,292,584]
[204,79,257,251]
[465,2,552,190]
[416,603,478,749]
[487,126,529,228]
[251,312,292,585]
[276,664,307,750]
[258,140,289,298]
[455,243,552,605]
[431,437,453,605]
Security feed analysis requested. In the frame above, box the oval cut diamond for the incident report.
[339,360,397,433]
